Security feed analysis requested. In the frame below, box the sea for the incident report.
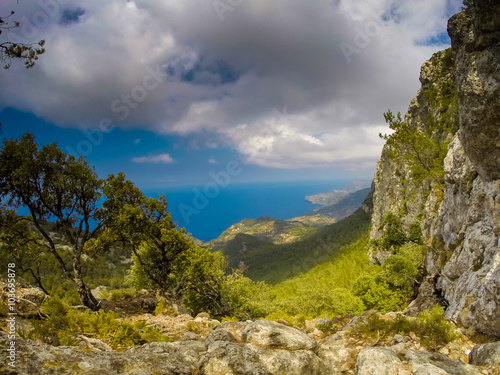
[144,180,351,242]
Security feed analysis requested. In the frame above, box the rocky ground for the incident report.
[1,283,499,375]
[1,312,499,375]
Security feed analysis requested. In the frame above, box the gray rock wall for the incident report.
[370,0,500,337]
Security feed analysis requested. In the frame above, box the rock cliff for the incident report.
[370,0,500,337]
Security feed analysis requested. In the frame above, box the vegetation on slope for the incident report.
[222,207,372,285]
[208,187,370,250]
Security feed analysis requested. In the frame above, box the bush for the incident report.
[154,300,177,316]
[19,297,171,349]
[416,305,458,349]
[109,288,136,301]
[223,271,275,320]
[316,319,338,335]
[350,306,458,349]
[380,212,407,249]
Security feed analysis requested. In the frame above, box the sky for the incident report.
[0,0,463,191]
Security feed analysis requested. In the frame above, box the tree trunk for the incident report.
[73,251,100,311]
[76,281,100,311]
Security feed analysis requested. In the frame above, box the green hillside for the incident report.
[222,207,371,284]
[208,188,371,251]
[207,216,317,250]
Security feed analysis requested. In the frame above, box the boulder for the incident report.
[355,347,409,375]
[0,280,48,317]
[242,320,317,350]
[202,340,328,375]
[469,341,500,367]
[318,332,360,373]
[405,350,481,375]
[1,331,206,375]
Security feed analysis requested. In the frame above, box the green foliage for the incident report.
[186,322,202,334]
[352,273,405,313]
[372,211,424,253]
[272,236,370,317]
[354,241,426,313]
[20,297,171,349]
[380,111,449,186]
[181,247,229,317]
[0,11,46,69]
[316,320,338,335]
[107,288,137,301]
[103,173,224,314]
[408,220,424,244]
[379,212,407,250]
[441,48,454,71]
[350,306,458,350]
[154,301,177,316]
[380,50,457,194]
[264,312,312,328]
[222,270,275,320]
[0,133,105,310]
[223,208,371,285]
[416,305,458,349]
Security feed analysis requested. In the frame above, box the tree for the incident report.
[0,206,50,295]
[101,173,233,315]
[380,110,449,185]
[0,133,102,310]
[0,11,45,69]
[100,173,192,297]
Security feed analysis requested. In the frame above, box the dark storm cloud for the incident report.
[0,0,461,168]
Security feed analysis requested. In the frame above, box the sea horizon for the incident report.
[144,179,354,242]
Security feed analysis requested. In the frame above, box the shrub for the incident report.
[223,271,275,320]
[349,306,458,350]
[109,288,136,301]
[316,319,338,336]
[416,305,458,349]
[19,297,171,349]
[154,300,177,316]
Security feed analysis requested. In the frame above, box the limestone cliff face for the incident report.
[371,0,500,337]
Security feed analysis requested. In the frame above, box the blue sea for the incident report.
[144,180,350,242]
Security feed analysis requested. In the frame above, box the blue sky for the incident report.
[0,0,462,191]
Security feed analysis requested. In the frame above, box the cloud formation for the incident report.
[0,0,462,169]
[131,153,175,164]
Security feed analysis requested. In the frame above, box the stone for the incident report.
[0,331,206,375]
[318,332,359,373]
[355,347,406,375]
[393,334,404,344]
[202,341,328,375]
[469,342,500,367]
[405,350,481,375]
[207,321,247,343]
[0,281,48,317]
[196,312,211,320]
[242,320,317,350]
[76,335,113,352]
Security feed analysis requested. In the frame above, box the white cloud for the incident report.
[131,153,175,164]
[0,0,462,170]
[208,157,218,164]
